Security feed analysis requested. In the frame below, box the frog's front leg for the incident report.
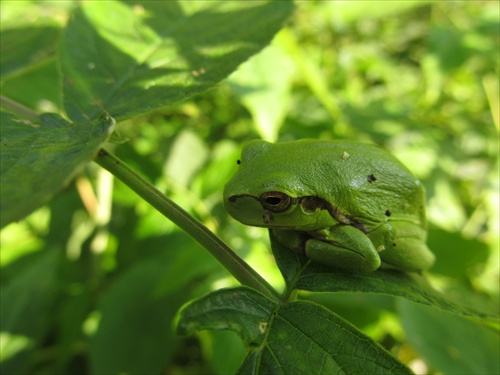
[273,226,381,272]
[306,225,381,272]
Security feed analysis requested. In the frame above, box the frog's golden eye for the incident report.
[260,192,291,212]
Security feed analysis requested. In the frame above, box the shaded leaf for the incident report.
[177,287,275,347]
[0,111,114,227]
[0,250,59,374]
[0,26,59,80]
[427,226,489,277]
[270,230,498,320]
[90,255,184,374]
[61,0,294,122]
[1,60,63,113]
[240,301,412,375]
[398,300,500,374]
[178,287,412,374]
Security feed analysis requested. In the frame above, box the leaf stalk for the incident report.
[94,149,281,302]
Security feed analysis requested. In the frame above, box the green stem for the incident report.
[94,149,281,302]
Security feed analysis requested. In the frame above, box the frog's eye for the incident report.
[260,192,291,212]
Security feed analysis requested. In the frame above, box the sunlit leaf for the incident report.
[61,0,294,122]
[228,43,295,142]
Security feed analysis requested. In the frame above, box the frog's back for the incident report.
[270,140,426,230]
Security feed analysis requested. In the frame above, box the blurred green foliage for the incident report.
[1,1,498,374]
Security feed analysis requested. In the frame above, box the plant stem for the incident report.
[94,148,281,302]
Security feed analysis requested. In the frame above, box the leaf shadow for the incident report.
[63,0,294,121]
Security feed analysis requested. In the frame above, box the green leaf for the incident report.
[328,0,430,25]
[398,300,500,374]
[427,226,489,277]
[89,254,184,374]
[243,301,412,374]
[0,111,113,228]
[0,26,59,80]
[178,287,412,374]
[1,59,63,113]
[228,43,295,142]
[0,250,59,374]
[177,287,275,347]
[270,230,498,320]
[60,0,294,122]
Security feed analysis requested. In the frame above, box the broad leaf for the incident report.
[177,287,412,374]
[177,287,275,347]
[0,26,59,80]
[61,0,294,122]
[398,300,500,374]
[0,250,59,374]
[0,111,114,227]
[90,252,189,374]
[270,230,498,320]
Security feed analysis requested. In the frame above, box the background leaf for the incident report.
[228,43,295,142]
[0,250,59,374]
[0,111,113,228]
[61,0,294,122]
[90,253,185,374]
[398,300,500,374]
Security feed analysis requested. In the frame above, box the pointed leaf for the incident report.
[177,287,411,374]
[60,0,294,122]
[177,287,275,347]
[239,301,412,375]
[0,111,114,227]
[269,230,498,320]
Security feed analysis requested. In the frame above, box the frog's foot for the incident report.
[306,225,381,272]
[368,223,435,272]
[379,237,435,272]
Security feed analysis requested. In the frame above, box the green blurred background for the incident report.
[1,1,498,374]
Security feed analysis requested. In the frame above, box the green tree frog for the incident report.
[223,139,435,272]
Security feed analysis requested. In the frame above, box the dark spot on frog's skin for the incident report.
[367,174,377,182]
[392,243,397,247]
[263,212,272,224]
[385,210,392,217]
[237,160,241,165]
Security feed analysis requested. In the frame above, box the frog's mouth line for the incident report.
[227,194,367,233]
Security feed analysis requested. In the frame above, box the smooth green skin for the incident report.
[223,139,435,272]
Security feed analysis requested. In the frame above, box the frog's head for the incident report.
[223,140,337,231]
